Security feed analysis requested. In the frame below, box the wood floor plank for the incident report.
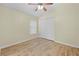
[1,38,79,56]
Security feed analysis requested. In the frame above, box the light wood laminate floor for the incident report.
[1,38,79,56]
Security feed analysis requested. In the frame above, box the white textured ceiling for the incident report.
[0,3,56,17]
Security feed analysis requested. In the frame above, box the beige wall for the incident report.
[0,49,1,56]
[0,3,79,48]
[55,3,79,47]
[0,6,37,48]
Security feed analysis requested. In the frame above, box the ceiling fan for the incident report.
[28,3,53,11]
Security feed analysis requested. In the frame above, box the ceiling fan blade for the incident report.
[28,3,42,5]
[28,3,53,5]
[35,8,38,11]
[28,3,38,5]
[43,3,53,5]
[43,7,47,11]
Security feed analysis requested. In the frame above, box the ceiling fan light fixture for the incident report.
[38,5,43,10]
[28,3,53,11]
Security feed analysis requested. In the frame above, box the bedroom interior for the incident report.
[0,3,79,56]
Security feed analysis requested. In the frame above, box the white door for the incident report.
[39,17,55,40]
[30,20,37,35]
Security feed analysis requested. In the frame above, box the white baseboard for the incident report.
[0,34,39,49]
[1,34,79,49]
[54,40,79,48]
[38,35,79,48]
[38,34,54,41]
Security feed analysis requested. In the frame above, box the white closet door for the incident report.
[39,17,55,40]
